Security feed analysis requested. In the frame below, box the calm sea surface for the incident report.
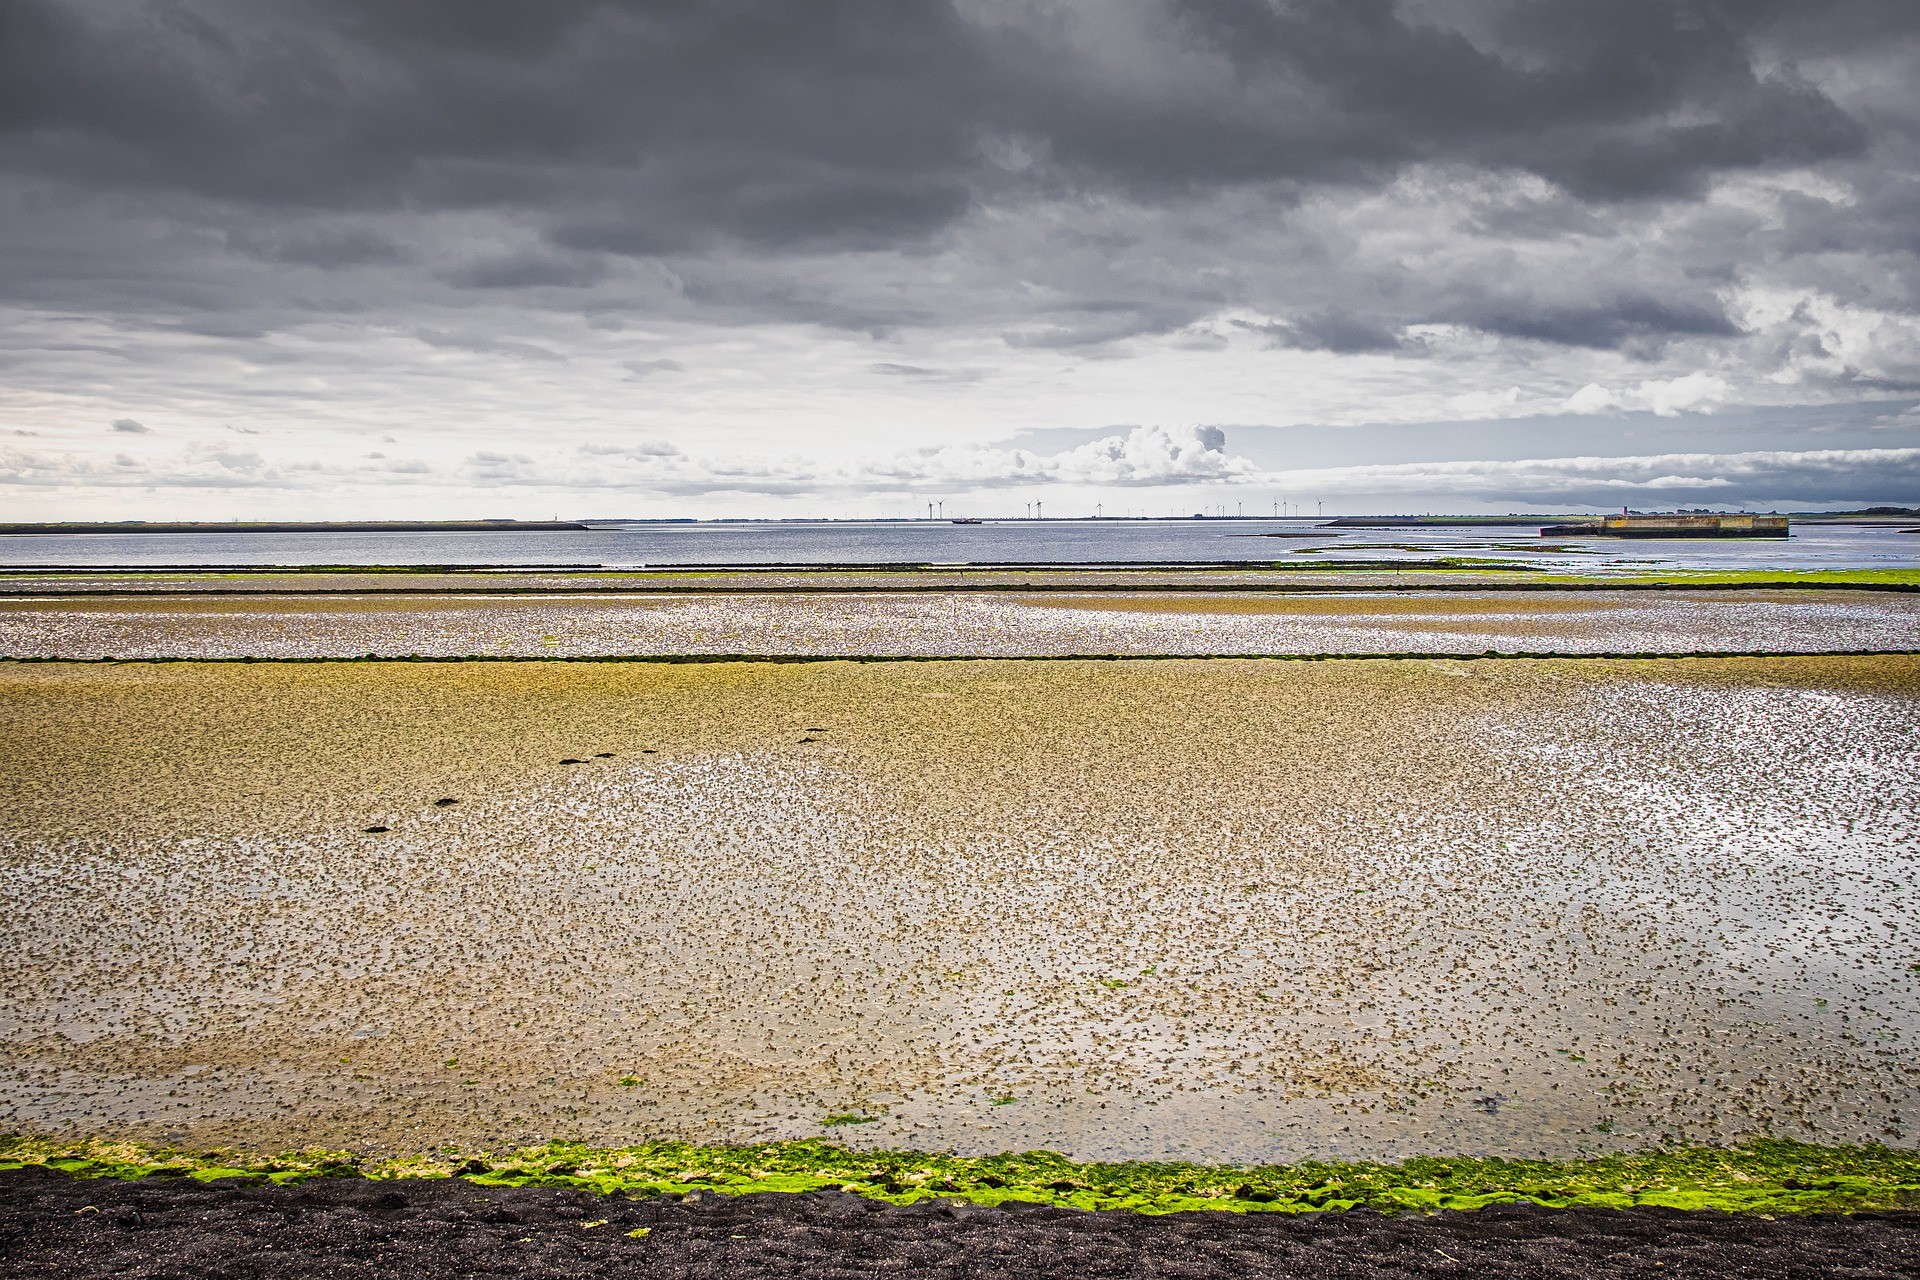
[2,519,1916,571]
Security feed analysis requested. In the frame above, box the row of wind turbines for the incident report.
[921,499,1322,519]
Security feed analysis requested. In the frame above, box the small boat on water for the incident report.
[950,518,983,524]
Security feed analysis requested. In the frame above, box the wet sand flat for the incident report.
[0,588,1913,658]
[3,656,1917,1163]
[0,567,1551,594]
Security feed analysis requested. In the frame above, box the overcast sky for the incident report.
[3,0,1918,518]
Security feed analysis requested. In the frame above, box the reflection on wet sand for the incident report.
[2,656,1916,1162]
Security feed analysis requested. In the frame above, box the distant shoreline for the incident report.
[0,521,590,535]
[1,511,1909,536]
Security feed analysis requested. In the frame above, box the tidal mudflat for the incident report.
[2,656,1916,1163]
[0,588,1914,658]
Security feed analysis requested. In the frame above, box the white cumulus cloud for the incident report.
[902,425,1251,489]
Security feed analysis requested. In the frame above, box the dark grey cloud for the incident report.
[1456,295,1743,354]
[1232,292,1741,361]
[224,225,410,268]
[109,417,147,433]
[870,362,985,382]
[413,328,566,361]
[0,0,992,249]
[443,251,609,290]
[2,0,1920,509]
[1172,0,1873,198]
[4,2,1904,254]
[1235,314,1414,354]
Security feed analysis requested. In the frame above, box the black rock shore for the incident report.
[3,1167,1918,1279]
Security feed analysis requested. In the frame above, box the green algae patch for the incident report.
[4,1136,1920,1216]
[0,1137,363,1186]
[1528,568,1920,589]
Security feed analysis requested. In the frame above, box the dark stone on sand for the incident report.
[560,759,585,765]
[3,1167,1918,1280]
[362,826,389,834]
[806,1189,879,1214]
[799,737,816,743]
[432,798,459,807]
[642,749,656,754]
[594,752,614,758]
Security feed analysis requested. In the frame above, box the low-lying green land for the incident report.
[4,1137,1918,1216]
[4,565,1917,596]
[1529,568,1920,588]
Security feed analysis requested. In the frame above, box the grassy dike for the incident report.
[4,1137,1919,1216]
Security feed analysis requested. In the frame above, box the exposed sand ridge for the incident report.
[1,589,1914,658]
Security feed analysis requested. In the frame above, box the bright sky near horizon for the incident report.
[3,0,1918,518]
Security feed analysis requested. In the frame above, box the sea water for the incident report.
[2,518,1916,571]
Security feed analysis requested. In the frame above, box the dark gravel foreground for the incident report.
[3,1168,1918,1280]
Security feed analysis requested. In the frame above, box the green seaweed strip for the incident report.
[3,1136,1918,1216]
[1525,568,1920,588]
[6,567,1920,597]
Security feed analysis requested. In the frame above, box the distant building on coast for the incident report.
[1540,513,1789,539]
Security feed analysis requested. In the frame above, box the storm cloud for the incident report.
[2,0,1918,514]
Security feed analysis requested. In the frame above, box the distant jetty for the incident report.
[1541,514,1789,539]
[1323,516,1562,528]
[0,520,590,535]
